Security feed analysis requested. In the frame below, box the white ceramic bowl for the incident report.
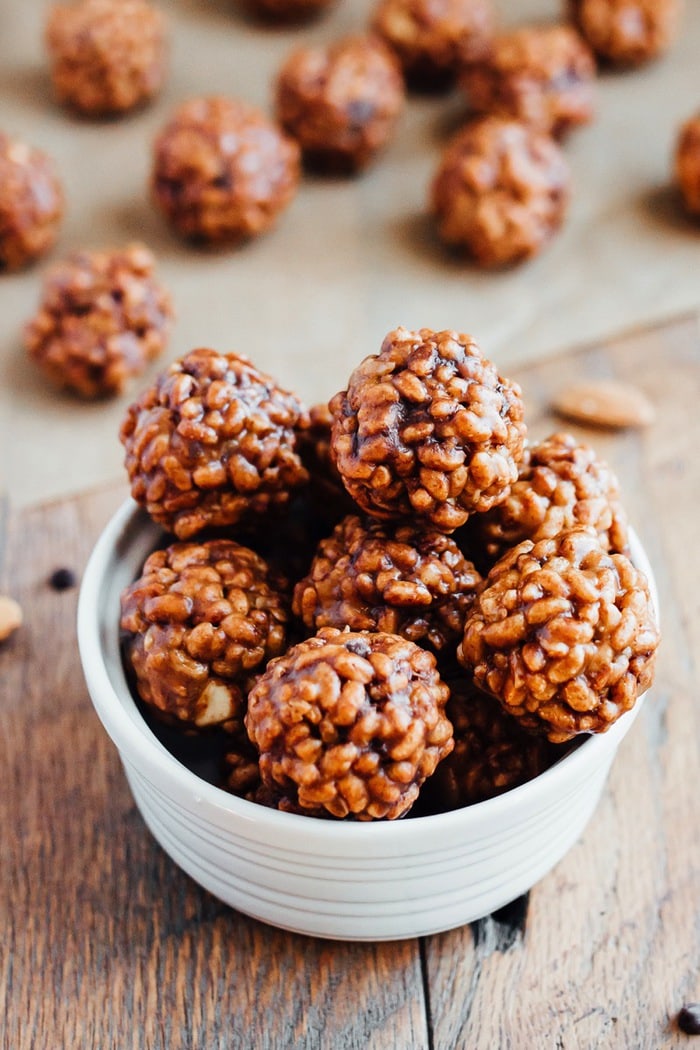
[78,500,659,942]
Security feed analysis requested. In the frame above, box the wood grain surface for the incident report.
[2,316,699,1050]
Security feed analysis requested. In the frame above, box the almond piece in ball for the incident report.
[120,539,289,733]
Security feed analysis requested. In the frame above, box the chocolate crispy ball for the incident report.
[151,97,300,245]
[458,527,659,743]
[430,677,559,808]
[329,327,527,532]
[120,539,289,733]
[275,35,405,174]
[247,0,335,21]
[462,25,596,138]
[676,115,700,218]
[24,244,172,398]
[293,514,483,652]
[120,348,310,539]
[470,432,629,564]
[371,0,495,90]
[45,0,167,116]
[246,628,453,819]
[0,134,63,272]
[431,116,570,268]
[569,0,680,66]
[222,739,263,799]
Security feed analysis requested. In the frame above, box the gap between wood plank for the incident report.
[419,938,435,1050]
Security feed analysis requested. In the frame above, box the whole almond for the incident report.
[0,595,23,642]
[552,380,655,429]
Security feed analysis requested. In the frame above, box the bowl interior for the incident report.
[78,499,660,850]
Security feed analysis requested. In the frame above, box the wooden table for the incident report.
[2,316,699,1049]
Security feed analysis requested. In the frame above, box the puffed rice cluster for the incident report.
[119,327,659,821]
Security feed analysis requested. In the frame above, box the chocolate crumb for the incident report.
[679,1004,700,1035]
[49,567,77,591]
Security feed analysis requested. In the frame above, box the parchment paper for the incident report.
[2,0,699,507]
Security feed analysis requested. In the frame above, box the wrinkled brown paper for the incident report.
[1,0,697,506]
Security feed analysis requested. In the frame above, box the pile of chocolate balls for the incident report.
[118,327,659,821]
